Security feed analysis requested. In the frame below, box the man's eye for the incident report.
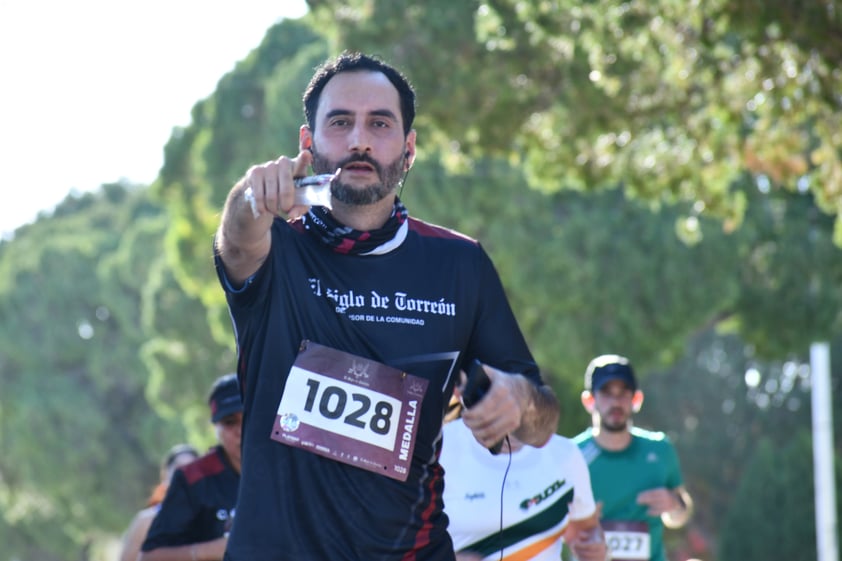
[373,117,399,129]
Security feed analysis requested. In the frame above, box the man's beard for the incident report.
[600,409,630,432]
[312,150,404,206]
[601,419,629,432]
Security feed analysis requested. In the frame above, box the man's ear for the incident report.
[581,390,595,413]
[403,130,417,171]
[632,390,644,413]
[299,125,313,152]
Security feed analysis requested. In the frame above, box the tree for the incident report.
[153,18,326,339]
[717,432,841,561]
[0,184,229,560]
[307,0,842,244]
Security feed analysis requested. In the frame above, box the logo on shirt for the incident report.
[307,278,456,325]
[520,479,566,511]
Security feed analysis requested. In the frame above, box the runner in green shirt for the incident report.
[574,355,693,561]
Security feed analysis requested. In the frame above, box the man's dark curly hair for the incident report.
[303,51,416,136]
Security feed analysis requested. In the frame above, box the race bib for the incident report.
[602,520,650,561]
[271,340,428,481]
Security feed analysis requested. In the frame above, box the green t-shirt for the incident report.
[574,427,684,561]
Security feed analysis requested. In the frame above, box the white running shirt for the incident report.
[441,419,597,561]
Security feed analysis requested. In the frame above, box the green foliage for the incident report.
[734,182,842,355]
[153,19,326,343]
[0,184,228,559]
[717,432,839,561]
[308,0,842,242]
[0,185,156,555]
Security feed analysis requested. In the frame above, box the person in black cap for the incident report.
[140,374,242,561]
[573,355,693,561]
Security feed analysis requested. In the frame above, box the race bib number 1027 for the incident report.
[602,521,651,561]
[271,340,429,482]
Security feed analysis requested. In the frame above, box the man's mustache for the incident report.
[339,154,382,174]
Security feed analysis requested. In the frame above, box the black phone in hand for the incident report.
[461,359,503,455]
[462,359,491,408]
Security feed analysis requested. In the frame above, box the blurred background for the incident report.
[0,1,840,560]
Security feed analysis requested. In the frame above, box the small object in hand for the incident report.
[462,359,504,455]
[243,168,340,218]
[293,168,340,209]
[293,169,340,189]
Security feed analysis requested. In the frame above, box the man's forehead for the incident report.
[317,71,402,118]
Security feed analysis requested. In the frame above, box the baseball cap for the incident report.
[584,354,638,392]
[208,373,243,423]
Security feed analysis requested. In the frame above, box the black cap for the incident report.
[208,374,243,423]
[584,354,638,392]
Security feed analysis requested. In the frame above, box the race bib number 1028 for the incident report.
[271,341,429,482]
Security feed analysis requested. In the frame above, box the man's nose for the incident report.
[348,123,372,153]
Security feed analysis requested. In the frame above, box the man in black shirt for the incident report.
[140,374,242,561]
[214,51,560,560]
